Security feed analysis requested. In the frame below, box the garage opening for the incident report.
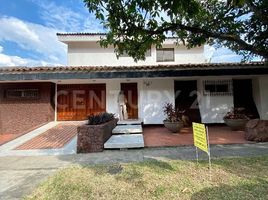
[57,84,106,121]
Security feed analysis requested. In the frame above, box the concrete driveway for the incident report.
[1,143,268,199]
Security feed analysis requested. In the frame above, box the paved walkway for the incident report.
[16,122,82,150]
[1,143,268,200]
[0,122,83,157]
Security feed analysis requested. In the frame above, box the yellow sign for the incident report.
[192,122,208,153]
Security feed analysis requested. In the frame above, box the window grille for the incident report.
[5,89,39,99]
[203,80,232,96]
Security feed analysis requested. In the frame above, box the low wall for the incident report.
[77,118,118,153]
[0,82,55,135]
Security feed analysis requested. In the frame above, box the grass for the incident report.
[25,156,268,200]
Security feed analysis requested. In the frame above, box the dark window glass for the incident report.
[216,84,229,92]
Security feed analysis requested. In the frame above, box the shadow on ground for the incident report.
[191,179,268,200]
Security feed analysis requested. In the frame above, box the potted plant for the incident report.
[163,103,185,133]
[223,107,250,131]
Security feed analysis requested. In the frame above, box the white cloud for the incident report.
[0,16,66,65]
[0,45,61,66]
[0,0,104,67]
[32,0,103,32]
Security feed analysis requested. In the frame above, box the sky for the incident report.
[0,0,247,67]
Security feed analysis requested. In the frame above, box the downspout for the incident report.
[54,83,57,122]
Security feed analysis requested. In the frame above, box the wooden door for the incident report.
[57,84,106,121]
[121,83,138,119]
[175,80,201,124]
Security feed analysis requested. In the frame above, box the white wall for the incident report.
[139,79,175,124]
[104,79,175,124]
[67,42,206,66]
[253,77,268,119]
[197,78,234,123]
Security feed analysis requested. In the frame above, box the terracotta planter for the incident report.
[224,118,249,131]
[163,121,184,133]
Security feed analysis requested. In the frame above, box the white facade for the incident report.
[58,35,206,66]
[57,34,268,124]
[57,78,175,124]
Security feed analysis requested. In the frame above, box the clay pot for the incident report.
[163,121,184,133]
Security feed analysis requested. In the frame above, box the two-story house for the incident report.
[0,33,267,137]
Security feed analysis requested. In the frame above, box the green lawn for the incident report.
[25,156,268,200]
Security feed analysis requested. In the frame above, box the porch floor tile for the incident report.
[0,124,47,146]
[143,125,252,147]
[15,122,84,150]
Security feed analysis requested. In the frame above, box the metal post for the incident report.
[195,146,199,164]
[206,126,212,181]
[54,83,57,122]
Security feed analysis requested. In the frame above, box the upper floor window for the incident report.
[5,89,40,99]
[156,48,174,62]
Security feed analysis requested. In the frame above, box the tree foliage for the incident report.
[84,0,268,61]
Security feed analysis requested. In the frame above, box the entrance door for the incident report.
[233,79,259,119]
[120,83,138,119]
[57,84,106,121]
[175,80,201,124]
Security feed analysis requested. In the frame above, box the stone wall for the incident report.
[77,118,118,153]
[245,119,268,142]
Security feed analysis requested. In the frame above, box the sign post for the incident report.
[192,122,211,179]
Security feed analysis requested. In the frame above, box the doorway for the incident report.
[174,80,201,124]
[233,79,259,119]
[57,84,106,121]
[120,83,138,119]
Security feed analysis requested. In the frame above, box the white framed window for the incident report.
[5,89,40,99]
[203,80,232,96]
[156,48,174,62]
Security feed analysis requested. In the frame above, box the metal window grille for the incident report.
[203,80,233,96]
[5,89,40,99]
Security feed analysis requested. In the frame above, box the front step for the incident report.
[117,119,143,125]
[112,125,142,134]
[104,134,144,149]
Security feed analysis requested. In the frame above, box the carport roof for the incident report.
[0,62,267,81]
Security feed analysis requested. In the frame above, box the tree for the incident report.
[84,0,268,61]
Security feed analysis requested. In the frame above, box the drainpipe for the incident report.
[54,83,57,122]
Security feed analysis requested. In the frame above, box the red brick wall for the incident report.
[0,82,55,135]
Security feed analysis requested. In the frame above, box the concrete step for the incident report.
[104,134,144,149]
[112,125,143,134]
[117,119,143,125]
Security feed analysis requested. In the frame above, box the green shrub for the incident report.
[87,112,115,125]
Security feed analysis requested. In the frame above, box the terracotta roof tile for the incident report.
[57,32,107,36]
[0,62,266,74]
